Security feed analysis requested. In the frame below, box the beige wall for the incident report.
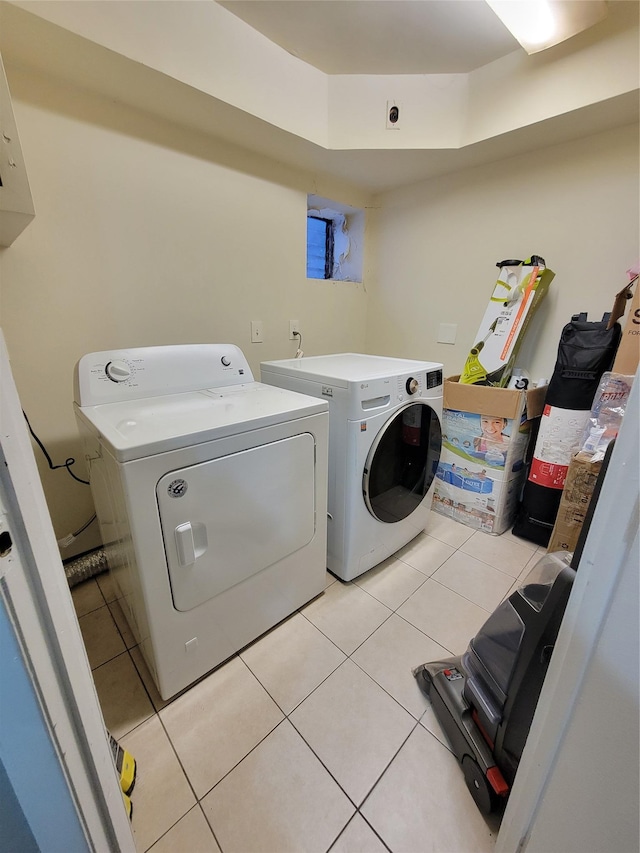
[367,123,640,381]
[0,67,370,557]
[1,64,638,562]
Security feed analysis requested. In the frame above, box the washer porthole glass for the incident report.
[363,403,442,523]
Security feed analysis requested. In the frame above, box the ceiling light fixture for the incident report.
[486,0,608,54]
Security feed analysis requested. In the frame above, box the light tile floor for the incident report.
[72,511,544,853]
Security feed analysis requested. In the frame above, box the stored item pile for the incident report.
[434,257,638,549]
[546,370,634,553]
[513,310,622,545]
[417,259,637,822]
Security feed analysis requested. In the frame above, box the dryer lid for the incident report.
[75,382,327,462]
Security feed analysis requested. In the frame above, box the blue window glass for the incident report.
[307,216,333,279]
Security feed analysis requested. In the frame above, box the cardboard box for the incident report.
[443,376,547,422]
[433,460,526,535]
[547,452,602,553]
[612,283,639,376]
[433,377,547,534]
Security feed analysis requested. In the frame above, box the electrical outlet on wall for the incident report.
[289,319,300,340]
[386,101,401,130]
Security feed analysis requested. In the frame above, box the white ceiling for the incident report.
[217,0,520,74]
[1,0,636,193]
[209,0,637,193]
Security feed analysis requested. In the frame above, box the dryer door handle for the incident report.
[175,522,208,567]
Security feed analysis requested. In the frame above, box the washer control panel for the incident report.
[393,368,442,403]
[352,367,442,417]
[74,344,254,406]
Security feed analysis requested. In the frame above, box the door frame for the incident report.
[0,330,135,852]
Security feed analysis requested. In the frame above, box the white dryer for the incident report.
[74,344,328,699]
[261,353,443,582]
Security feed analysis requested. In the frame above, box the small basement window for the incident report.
[307,215,334,279]
[307,195,363,283]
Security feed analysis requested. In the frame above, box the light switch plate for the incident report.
[437,323,457,344]
[251,320,264,343]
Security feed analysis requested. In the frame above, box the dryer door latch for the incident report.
[175,521,208,567]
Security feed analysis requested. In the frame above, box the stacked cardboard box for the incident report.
[547,451,602,553]
[433,377,547,534]
[612,282,639,376]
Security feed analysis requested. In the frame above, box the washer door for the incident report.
[157,433,316,611]
[363,402,442,523]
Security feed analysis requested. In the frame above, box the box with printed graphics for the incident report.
[432,378,547,534]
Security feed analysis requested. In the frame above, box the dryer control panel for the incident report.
[74,344,254,406]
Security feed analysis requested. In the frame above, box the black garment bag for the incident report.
[512,312,621,546]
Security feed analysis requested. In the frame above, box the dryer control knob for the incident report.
[221,356,231,367]
[406,377,420,395]
[105,360,131,383]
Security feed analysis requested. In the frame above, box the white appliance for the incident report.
[261,353,443,582]
[74,344,328,700]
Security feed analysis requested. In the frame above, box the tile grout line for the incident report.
[326,812,386,853]
[297,591,395,659]
[80,516,529,853]
[426,574,497,616]
[141,803,202,853]
[153,705,227,852]
[393,609,458,658]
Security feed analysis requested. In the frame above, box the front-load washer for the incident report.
[260,353,443,582]
[74,344,328,699]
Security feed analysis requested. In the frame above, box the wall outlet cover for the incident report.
[437,323,457,344]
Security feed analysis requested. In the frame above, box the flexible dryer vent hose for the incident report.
[64,547,108,588]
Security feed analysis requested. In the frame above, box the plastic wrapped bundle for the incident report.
[580,372,634,461]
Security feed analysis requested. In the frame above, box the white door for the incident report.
[0,331,134,852]
[157,433,316,611]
